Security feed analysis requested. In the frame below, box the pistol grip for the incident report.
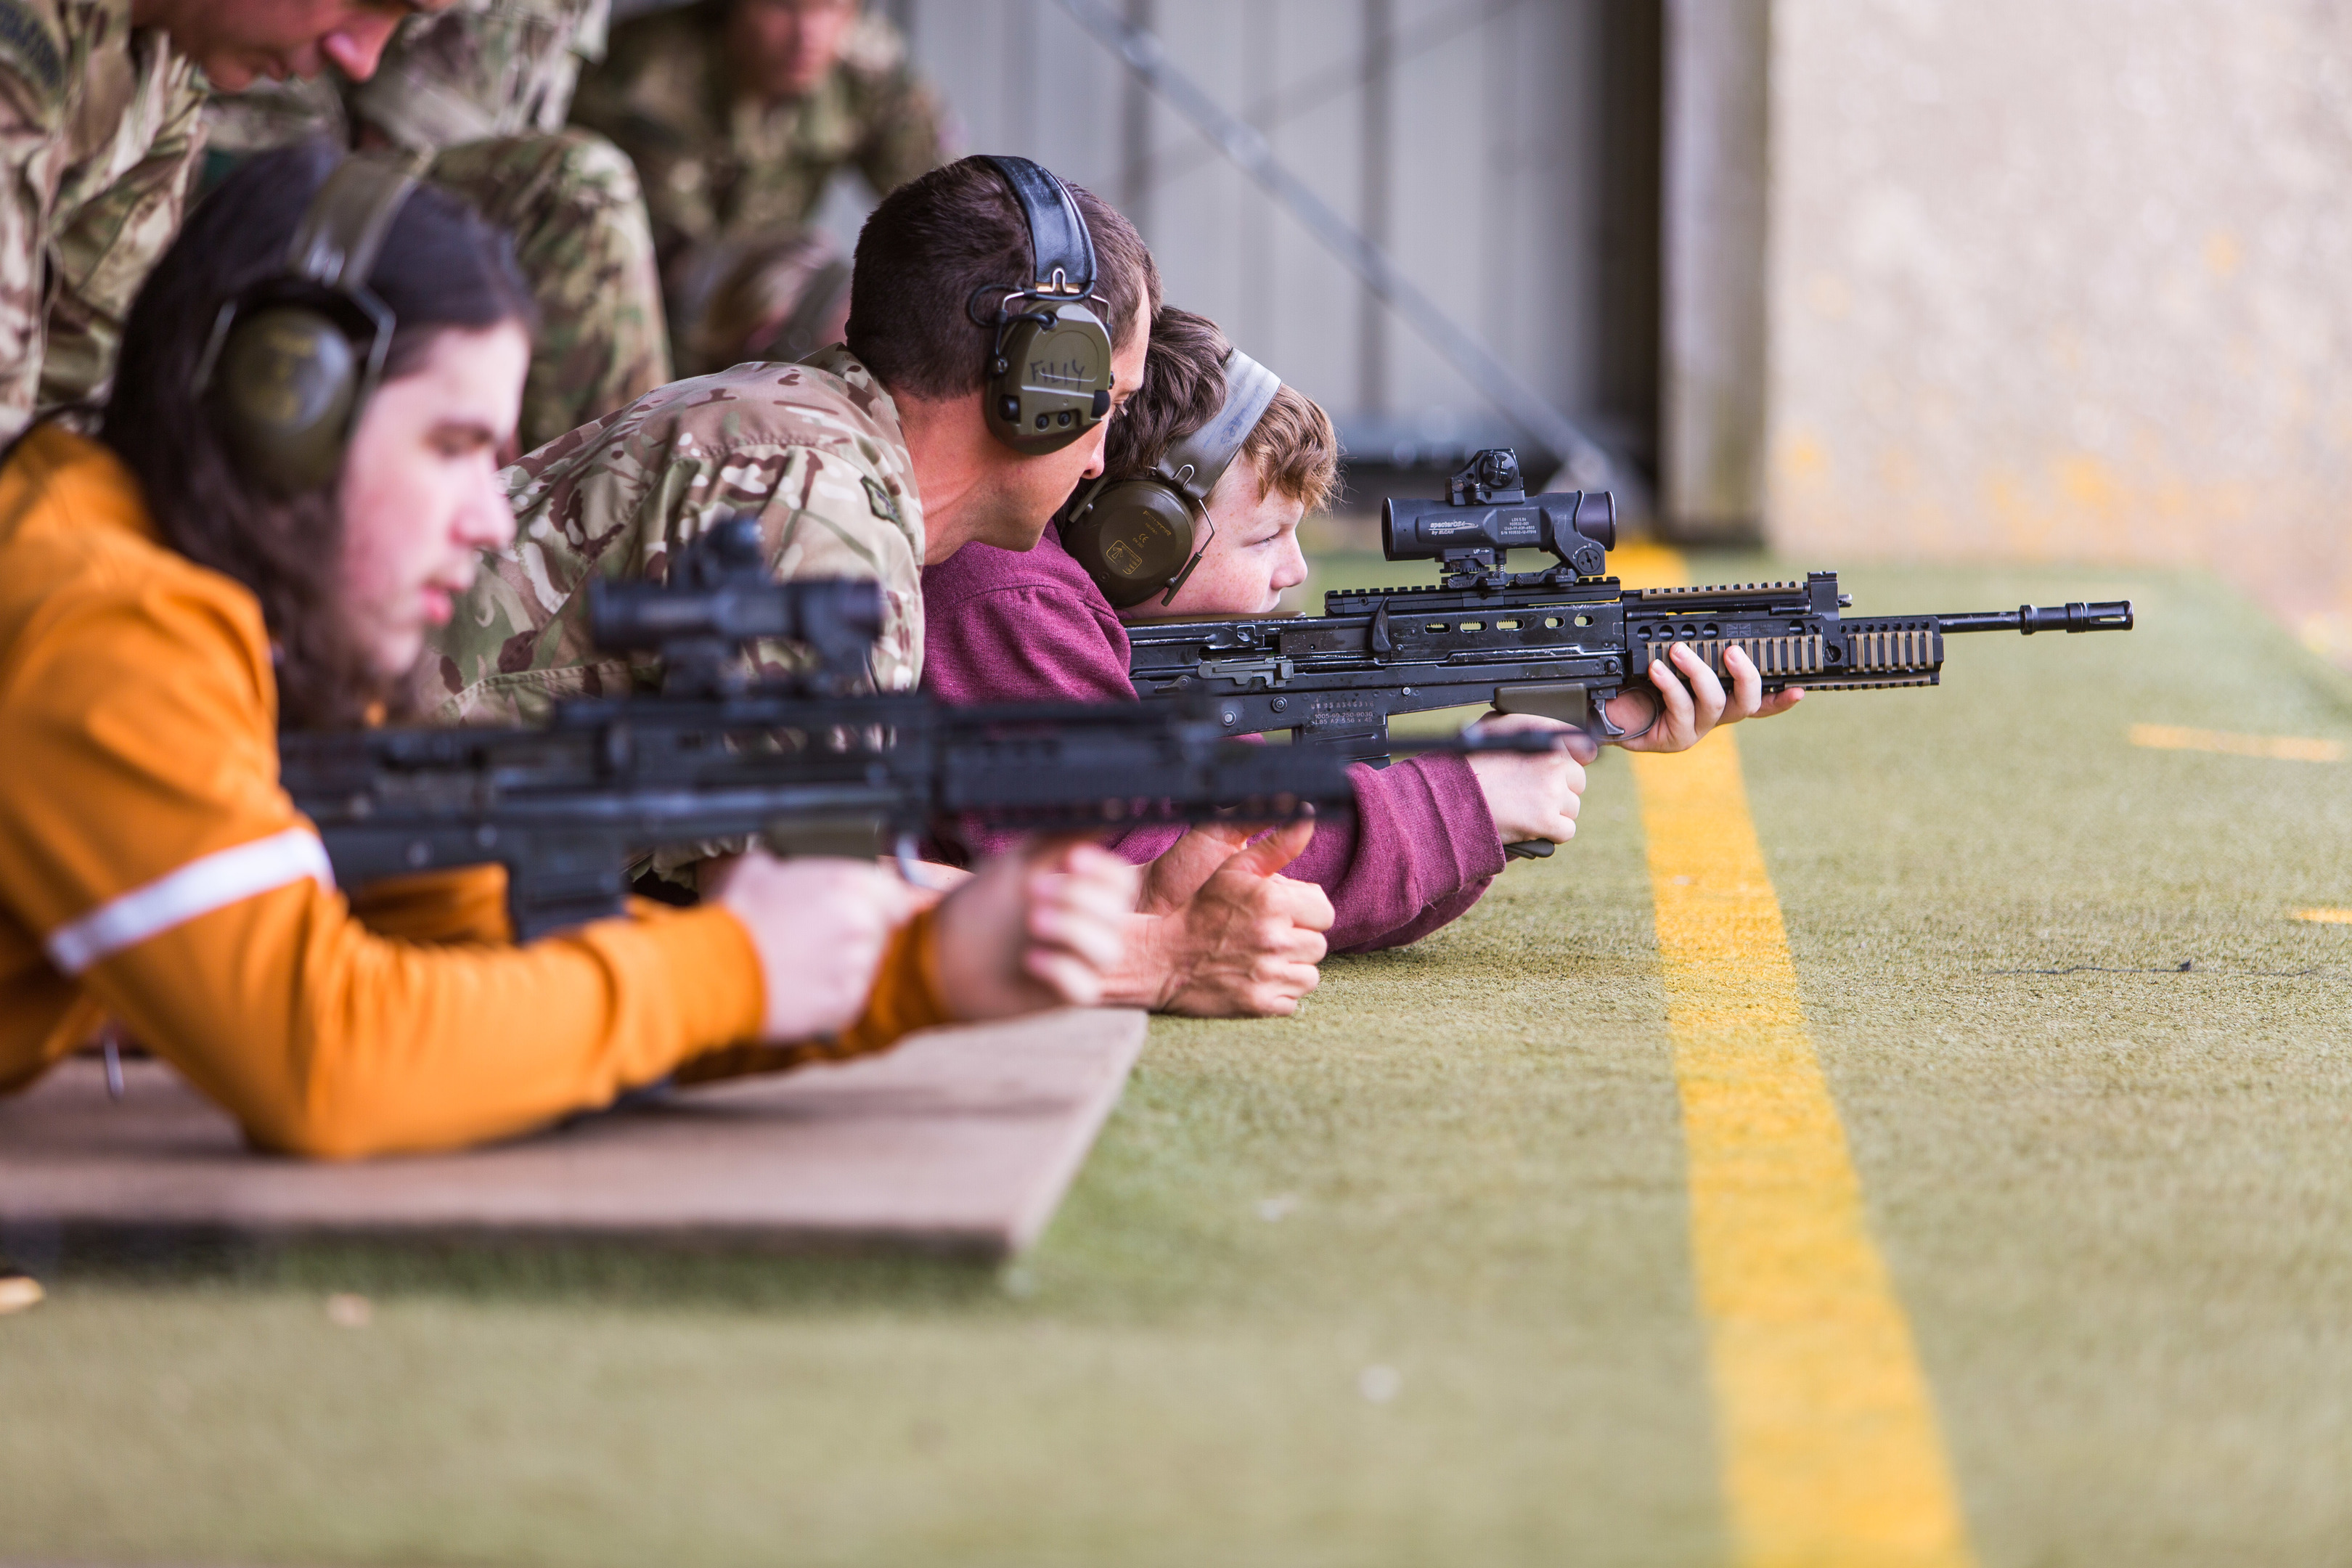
[1494,680,1625,744]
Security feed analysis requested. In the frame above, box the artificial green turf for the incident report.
[2,556,2347,1567]
[1726,558,2352,1567]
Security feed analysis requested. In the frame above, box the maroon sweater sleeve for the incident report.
[920,533,1503,951]
[921,540,1188,867]
[1289,756,1505,954]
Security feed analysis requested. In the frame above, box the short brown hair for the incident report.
[846,157,1159,401]
[1103,307,1339,512]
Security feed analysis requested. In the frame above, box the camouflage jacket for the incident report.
[205,0,609,159]
[427,343,925,727]
[568,1,950,268]
[0,0,203,438]
[349,0,609,150]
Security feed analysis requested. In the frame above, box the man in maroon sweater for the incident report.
[923,309,1799,975]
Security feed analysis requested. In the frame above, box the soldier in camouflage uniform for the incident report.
[569,0,952,375]
[0,0,436,441]
[427,157,1153,732]
[428,343,925,727]
[348,0,605,146]
[425,158,1344,1018]
[202,0,672,452]
[425,340,927,884]
[424,123,671,454]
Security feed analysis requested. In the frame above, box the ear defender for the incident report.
[1059,346,1283,610]
[192,155,419,496]
[974,155,1117,456]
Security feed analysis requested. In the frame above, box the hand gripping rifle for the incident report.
[282,519,1551,941]
[1126,449,2133,854]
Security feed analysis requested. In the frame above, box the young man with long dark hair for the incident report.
[0,144,1137,1159]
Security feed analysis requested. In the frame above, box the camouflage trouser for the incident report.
[666,225,854,379]
[428,128,672,452]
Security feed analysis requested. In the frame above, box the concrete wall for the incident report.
[830,0,1662,475]
[1765,0,2352,662]
[1660,0,1768,540]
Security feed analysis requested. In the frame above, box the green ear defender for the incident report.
[192,155,422,497]
[1058,346,1283,610]
[973,155,1116,456]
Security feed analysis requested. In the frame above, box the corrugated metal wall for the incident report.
[815,0,1659,475]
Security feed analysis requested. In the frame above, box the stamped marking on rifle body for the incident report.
[1305,695,1385,732]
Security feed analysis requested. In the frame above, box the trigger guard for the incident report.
[1588,686,1661,747]
[1588,688,1629,741]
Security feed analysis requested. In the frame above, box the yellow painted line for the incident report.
[1625,543,1974,1568]
[2128,723,2345,763]
[1608,539,1692,585]
[2293,908,2352,926]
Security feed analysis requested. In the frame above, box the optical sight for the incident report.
[589,515,883,694]
[1381,448,1616,581]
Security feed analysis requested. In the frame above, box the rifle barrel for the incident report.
[1937,600,2133,635]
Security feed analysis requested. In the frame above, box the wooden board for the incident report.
[0,1010,1146,1261]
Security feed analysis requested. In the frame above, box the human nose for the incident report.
[457,466,515,552]
[1079,424,1111,480]
[1274,535,1309,589]
[320,12,404,82]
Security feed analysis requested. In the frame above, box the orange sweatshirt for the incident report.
[0,428,945,1156]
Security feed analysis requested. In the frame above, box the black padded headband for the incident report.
[984,155,1097,298]
[283,154,420,293]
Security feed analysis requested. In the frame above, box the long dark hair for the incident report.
[102,141,534,728]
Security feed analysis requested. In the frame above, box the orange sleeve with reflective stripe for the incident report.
[0,430,773,1156]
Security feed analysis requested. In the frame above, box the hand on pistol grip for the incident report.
[1463,711,1592,862]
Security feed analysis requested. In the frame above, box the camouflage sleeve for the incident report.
[37,61,203,416]
[568,0,608,64]
[347,0,606,150]
[852,65,952,203]
[424,355,926,729]
[425,126,672,452]
[0,0,66,441]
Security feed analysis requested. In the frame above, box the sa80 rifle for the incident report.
[283,518,1551,940]
[1127,446,2132,765]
